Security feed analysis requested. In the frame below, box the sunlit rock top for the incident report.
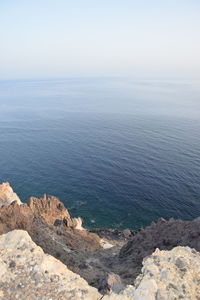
[0,182,22,207]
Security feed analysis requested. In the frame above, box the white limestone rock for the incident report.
[0,230,100,300]
[134,246,200,300]
[0,182,22,207]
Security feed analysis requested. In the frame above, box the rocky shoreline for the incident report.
[0,182,200,299]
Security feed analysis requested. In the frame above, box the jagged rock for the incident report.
[0,182,22,207]
[28,194,85,230]
[0,201,34,234]
[0,183,102,287]
[117,217,200,284]
[28,194,70,225]
[133,246,200,300]
[63,215,84,230]
[1,230,200,300]
[27,194,101,251]
[0,230,101,300]
[2,182,200,296]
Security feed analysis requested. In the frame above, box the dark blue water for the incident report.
[0,78,200,230]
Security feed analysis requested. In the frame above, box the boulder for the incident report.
[98,272,124,294]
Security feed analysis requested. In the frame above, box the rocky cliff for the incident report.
[0,230,200,300]
[114,217,200,284]
[28,194,84,230]
[0,182,200,299]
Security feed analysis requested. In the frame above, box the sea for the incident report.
[0,78,200,230]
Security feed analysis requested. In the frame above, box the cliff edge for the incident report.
[0,230,200,300]
[0,182,200,299]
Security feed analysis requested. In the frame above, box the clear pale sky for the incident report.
[0,0,200,80]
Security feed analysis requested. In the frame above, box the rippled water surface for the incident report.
[0,78,200,229]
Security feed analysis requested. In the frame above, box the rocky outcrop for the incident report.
[0,182,22,207]
[0,185,101,251]
[28,194,84,230]
[0,209,101,256]
[1,182,200,297]
[116,217,200,284]
[0,230,101,300]
[133,246,200,300]
[0,183,103,286]
[0,201,34,233]
[27,195,101,252]
[28,194,70,224]
[0,230,200,300]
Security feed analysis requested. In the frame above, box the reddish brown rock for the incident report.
[28,194,70,225]
[28,194,85,231]
[0,201,33,234]
[0,183,102,287]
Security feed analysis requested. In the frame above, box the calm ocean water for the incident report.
[0,78,200,230]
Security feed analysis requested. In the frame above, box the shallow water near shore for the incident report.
[0,78,200,230]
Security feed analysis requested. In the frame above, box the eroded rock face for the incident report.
[0,230,101,300]
[28,194,70,225]
[0,201,34,234]
[27,194,101,252]
[0,230,200,300]
[117,217,200,283]
[0,183,102,286]
[0,182,22,207]
[28,194,84,230]
[1,182,200,297]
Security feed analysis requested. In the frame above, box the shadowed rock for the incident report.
[116,217,200,284]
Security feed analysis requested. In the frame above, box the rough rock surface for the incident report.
[0,230,200,300]
[0,230,100,300]
[28,194,70,224]
[28,194,84,230]
[0,184,103,286]
[0,190,101,252]
[1,182,200,295]
[133,246,200,300]
[0,182,22,207]
[0,201,34,233]
[98,272,124,295]
[116,217,200,283]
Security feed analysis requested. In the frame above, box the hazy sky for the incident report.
[0,0,200,80]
